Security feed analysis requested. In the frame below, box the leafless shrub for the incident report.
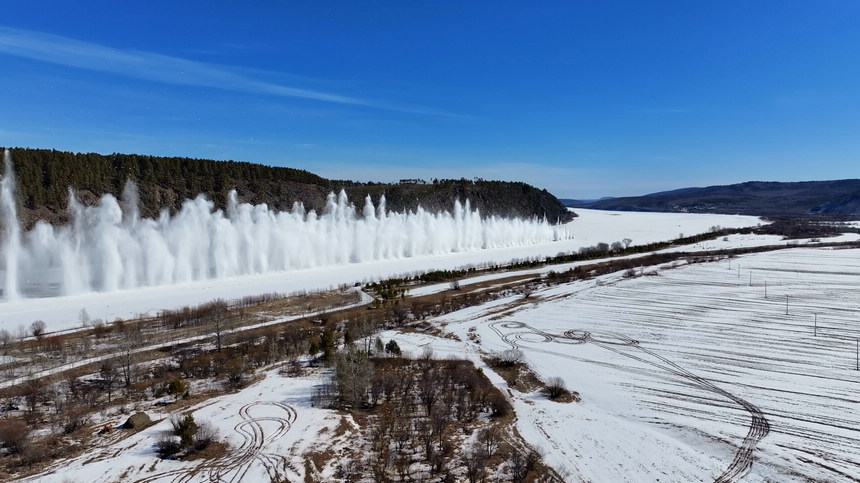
[0,418,30,454]
[19,438,52,466]
[487,391,510,418]
[156,432,182,458]
[543,376,568,400]
[496,348,523,366]
[193,421,218,451]
[510,446,542,482]
[61,407,91,434]
[91,319,111,338]
[224,355,247,386]
[0,328,11,349]
[420,345,435,361]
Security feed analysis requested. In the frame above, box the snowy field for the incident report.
[12,210,860,482]
[405,246,860,482]
[0,209,763,332]
[27,368,344,483]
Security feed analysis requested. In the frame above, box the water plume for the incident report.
[0,152,571,299]
[1,149,21,300]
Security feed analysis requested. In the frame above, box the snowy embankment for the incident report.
[0,289,373,391]
[0,209,762,332]
[395,246,860,482]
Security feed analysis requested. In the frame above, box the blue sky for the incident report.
[1,1,859,199]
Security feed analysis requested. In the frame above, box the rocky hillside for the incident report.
[2,147,573,228]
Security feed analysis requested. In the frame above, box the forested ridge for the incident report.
[2,147,573,228]
[563,179,860,217]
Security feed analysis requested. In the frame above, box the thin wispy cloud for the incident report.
[0,26,371,107]
[629,107,689,114]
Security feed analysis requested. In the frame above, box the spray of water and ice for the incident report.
[1,150,22,300]
[0,150,571,300]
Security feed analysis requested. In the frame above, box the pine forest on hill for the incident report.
[2,147,573,229]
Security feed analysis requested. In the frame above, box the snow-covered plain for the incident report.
[13,209,860,482]
[0,209,763,332]
[409,246,860,482]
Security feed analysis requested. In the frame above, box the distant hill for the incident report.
[565,180,860,216]
[558,197,614,206]
[1,147,573,228]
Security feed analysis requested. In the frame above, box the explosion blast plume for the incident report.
[0,151,571,300]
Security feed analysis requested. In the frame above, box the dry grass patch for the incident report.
[483,356,544,393]
[180,440,229,461]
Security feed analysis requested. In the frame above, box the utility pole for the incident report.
[749,271,752,287]
[764,281,767,299]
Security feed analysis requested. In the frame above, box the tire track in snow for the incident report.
[133,401,297,483]
[490,320,769,483]
[208,401,297,483]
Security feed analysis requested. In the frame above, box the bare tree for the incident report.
[479,426,499,456]
[416,417,434,461]
[100,359,120,403]
[418,367,440,415]
[30,320,47,340]
[20,378,44,418]
[335,347,374,407]
[225,355,247,386]
[387,303,410,326]
[78,308,90,327]
[210,300,230,352]
[430,404,450,445]
[511,446,542,483]
[622,237,633,249]
[391,412,412,452]
[118,324,143,387]
[462,443,488,483]
[0,328,11,350]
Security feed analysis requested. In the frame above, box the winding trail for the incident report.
[489,320,770,483]
[134,401,298,483]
